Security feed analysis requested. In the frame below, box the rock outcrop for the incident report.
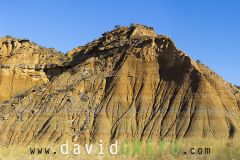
[0,25,240,145]
[0,37,68,103]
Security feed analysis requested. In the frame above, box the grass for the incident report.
[1,139,240,160]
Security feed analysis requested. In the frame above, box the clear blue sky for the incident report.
[1,0,239,85]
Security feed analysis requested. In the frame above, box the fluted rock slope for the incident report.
[0,25,239,145]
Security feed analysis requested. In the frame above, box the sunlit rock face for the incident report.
[0,36,68,103]
[0,25,240,146]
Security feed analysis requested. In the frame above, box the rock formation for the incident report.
[0,36,68,103]
[0,25,239,145]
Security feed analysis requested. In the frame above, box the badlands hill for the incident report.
[0,25,240,145]
[0,36,68,103]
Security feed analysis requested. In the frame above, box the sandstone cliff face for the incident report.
[0,37,68,103]
[0,25,239,145]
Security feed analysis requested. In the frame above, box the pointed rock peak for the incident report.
[99,24,158,42]
[128,24,157,38]
[68,24,160,57]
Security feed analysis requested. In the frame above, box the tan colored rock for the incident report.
[0,36,68,103]
[0,25,240,146]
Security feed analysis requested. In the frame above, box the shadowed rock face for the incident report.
[0,25,240,145]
